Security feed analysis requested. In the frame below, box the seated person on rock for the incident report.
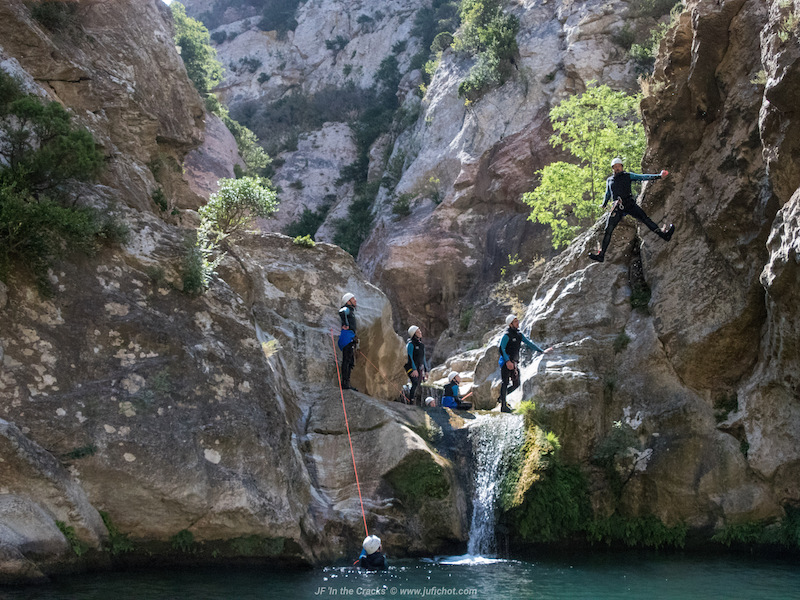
[441,371,472,410]
[358,535,387,570]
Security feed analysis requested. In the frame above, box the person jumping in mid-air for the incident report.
[589,157,674,263]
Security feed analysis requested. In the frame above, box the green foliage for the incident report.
[629,3,685,74]
[186,177,277,294]
[592,421,638,496]
[170,3,224,96]
[630,279,652,312]
[284,200,332,239]
[292,234,315,247]
[0,71,120,288]
[505,460,592,543]
[459,306,474,331]
[204,92,271,179]
[453,0,519,102]
[257,0,301,37]
[99,511,134,556]
[29,1,78,33]
[56,521,89,556]
[180,244,206,296]
[523,82,645,248]
[170,529,195,553]
[410,0,460,85]
[385,452,450,507]
[325,36,349,52]
[392,192,413,218]
[62,444,97,461]
[392,39,408,54]
[613,331,631,354]
[237,56,263,74]
[586,514,687,549]
[332,181,378,258]
[199,176,277,237]
[257,72,270,84]
[152,188,168,212]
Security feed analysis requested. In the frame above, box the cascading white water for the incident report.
[465,413,525,557]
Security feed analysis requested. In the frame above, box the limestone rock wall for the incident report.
[444,0,800,530]
[0,0,465,583]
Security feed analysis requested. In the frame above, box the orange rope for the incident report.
[358,350,411,404]
[330,329,369,538]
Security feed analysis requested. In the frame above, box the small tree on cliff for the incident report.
[184,176,278,295]
[170,2,223,96]
[523,82,645,248]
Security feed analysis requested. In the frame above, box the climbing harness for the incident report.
[329,329,369,538]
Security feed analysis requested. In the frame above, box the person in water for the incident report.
[441,371,472,410]
[589,157,674,263]
[359,535,387,570]
[498,315,552,413]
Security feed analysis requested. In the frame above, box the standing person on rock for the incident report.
[589,157,674,263]
[498,315,552,413]
[338,293,358,391]
[404,325,429,406]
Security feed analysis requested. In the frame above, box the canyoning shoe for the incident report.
[343,385,358,392]
[500,404,512,414]
[588,251,605,263]
[662,223,675,241]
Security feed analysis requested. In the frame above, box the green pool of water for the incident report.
[2,552,798,599]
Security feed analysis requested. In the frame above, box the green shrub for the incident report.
[62,444,97,461]
[453,0,519,102]
[592,421,638,496]
[284,200,332,239]
[29,1,78,33]
[613,331,631,354]
[180,244,206,296]
[152,188,168,212]
[99,511,134,556]
[170,3,224,96]
[257,0,301,37]
[587,514,687,549]
[459,306,474,331]
[385,451,450,507]
[199,176,278,237]
[210,30,227,44]
[56,521,89,556]
[170,529,195,553]
[392,193,413,218]
[292,234,315,247]
[257,72,270,84]
[325,36,349,52]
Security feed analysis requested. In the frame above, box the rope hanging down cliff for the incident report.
[329,329,369,538]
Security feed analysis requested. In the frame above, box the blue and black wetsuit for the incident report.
[339,304,357,389]
[442,381,472,410]
[404,336,428,405]
[498,326,544,412]
[597,171,671,256]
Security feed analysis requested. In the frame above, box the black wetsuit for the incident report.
[498,326,543,412]
[339,304,357,389]
[404,336,428,405]
[598,171,668,256]
[359,551,387,570]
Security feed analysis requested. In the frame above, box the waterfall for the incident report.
[466,413,525,557]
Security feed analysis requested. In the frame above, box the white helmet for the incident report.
[448,371,459,382]
[408,325,419,338]
[611,157,624,167]
[362,535,381,554]
[425,396,436,406]
[341,293,355,306]
[505,314,517,326]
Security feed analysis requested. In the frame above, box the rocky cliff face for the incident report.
[438,0,800,530]
[183,0,667,347]
[0,0,465,584]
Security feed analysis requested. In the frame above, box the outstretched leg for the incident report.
[627,204,674,240]
[590,206,624,262]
